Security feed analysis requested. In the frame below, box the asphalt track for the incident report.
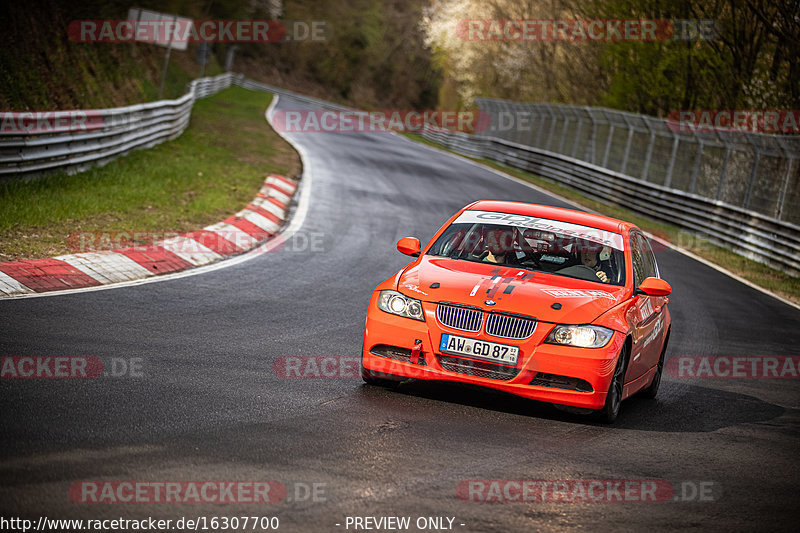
[1,94,799,532]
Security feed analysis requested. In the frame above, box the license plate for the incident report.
[439,334,518,365]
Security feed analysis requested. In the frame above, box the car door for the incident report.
[627,231,664,380]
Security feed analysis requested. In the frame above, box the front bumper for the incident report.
[362,296,625,410]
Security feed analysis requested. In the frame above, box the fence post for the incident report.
[533,104,546,148]
[544,104,557,151]
[524,103,536,147]
[513,102,523,144]
[641,118,656,182]
[157,15,178,100]
[558,106,570,155]
[571,109,584,159]
[775,137,795,220]
[743,134,761,209]
[664,131,680,188]
[587,107,597,164]
[715,140,731,200]
[519,103,536,144]
[486,100,499,139]
[620,114,635,175]
[500,101,512,142]
[689,139,704,194]
[776,158,795,220]
[601,110,614,168]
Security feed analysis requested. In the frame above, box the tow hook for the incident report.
[410,339,423,364]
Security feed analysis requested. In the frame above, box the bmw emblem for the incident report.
[485,300,496,306]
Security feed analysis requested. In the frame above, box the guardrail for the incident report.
[233,76,350,111]
[0,73,236,178]
[475,99,800,227]
[421,127,800,277]
[3,75,796,275]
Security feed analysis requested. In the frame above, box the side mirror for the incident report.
[636,277,672,296]
[397,237,421,257]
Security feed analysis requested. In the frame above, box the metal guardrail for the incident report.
[233,76,350,111]
[0,73,236,178]
[191,73,236,99]
[421,127,800,276]
[3,75,796,275]
[235,79,800,275]
[475,99,800,226]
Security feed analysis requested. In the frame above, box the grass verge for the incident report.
[0,86,300,260]
[403,132,800,305]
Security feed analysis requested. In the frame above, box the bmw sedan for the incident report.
[361,201,672,422]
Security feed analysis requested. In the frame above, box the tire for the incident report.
[595,344,629,423]
[641,329,670,399]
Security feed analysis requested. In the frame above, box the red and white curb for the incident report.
[0,174,298,298]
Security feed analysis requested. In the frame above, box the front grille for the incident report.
[437,354,521,381]
[486,313,536,339]
[529,372,593,392]
[436,303,483,332]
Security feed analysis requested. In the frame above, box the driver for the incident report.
[482,226,518,265]
[580,248,613,283]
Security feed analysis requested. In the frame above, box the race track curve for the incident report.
[1,94,799,532]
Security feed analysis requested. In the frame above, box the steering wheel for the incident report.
[575,264,610,282]
[518,252,541,268]
[557,264,605,282]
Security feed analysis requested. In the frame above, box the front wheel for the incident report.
[595,345,628,423]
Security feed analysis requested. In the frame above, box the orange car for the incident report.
[361,201,672,422]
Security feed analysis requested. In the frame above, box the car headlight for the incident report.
[545,325,614,348]
[377,290,425,321]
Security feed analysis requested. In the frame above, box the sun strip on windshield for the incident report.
[454,210,625,251]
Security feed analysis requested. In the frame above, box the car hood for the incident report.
[397,256,628,324]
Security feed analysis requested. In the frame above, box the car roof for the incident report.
[465,200,634,234]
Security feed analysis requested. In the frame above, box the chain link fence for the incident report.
[3,79,797,274]
[475,99,800,226]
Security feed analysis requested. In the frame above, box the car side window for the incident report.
[640,235,659,279]
[630,232,646,286]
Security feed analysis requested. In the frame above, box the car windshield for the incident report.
[427,210,626,286]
